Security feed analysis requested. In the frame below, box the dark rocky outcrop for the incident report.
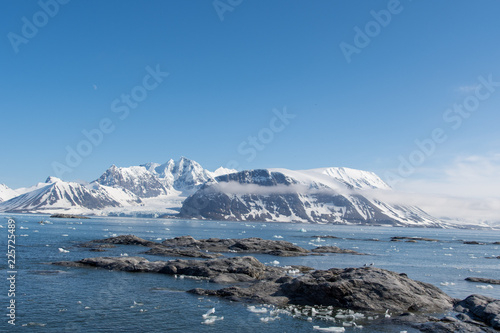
[80,235,310,258]
[50,213,90,219]
[52,252,500,332]
[161,236,310,257]
[53,256,282,284]
[466,277,500,285]
[192,266,454,313]
[311,246,367,255]
[52,255,453,313]
[390,294,500,332]
[390,313,496,333]
[143,247,221,259]
[85,234,158,247]
[391,236,439,242]
[454,295,500,330]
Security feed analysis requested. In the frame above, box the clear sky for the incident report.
[1,0,500,220]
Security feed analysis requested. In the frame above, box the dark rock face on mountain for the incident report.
[179,169,440,226]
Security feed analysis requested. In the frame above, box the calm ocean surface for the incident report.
[1,213,499,332]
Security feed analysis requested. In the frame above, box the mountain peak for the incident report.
[319,167,391,190]
[213,167,238,177]
[45,176,62,183]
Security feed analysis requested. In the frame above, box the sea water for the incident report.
[1,213,499,332]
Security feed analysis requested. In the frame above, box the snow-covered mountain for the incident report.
[0,184,18,203]
[0,157,236,216]
[141,157,217,194]
[95,165,169,198]
[179,168,442,227]
[0,178,140,214]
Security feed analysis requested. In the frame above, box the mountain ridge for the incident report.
[0,158,445,227]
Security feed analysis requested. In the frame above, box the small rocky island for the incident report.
[54,234,500,332]
[50,213,90,219]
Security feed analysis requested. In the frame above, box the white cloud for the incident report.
[389,153,500,225]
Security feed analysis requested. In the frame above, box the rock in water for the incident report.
[53,255,453,313]
[465,277,500,285]
[191,266,454,313]
[455,295,500,330]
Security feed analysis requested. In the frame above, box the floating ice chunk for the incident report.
[271,260,280,265]
[202,308,216,319]
[273,235,284,239]
[120,253,129,257]
[300,228,307,233]
[440,282,455,286]
[260,316,279,322]
[61,234,69,237]
[58,248,69,253]
[202,316,224,325]
[201,308,223,325]
[313,326,345,332]
[476,285,494,289]
[247,306,268,313]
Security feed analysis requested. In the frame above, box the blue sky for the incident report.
[1,0,500,206]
